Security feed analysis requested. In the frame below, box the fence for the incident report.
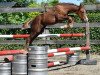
[0,3,99,75]
[0,4,100,47]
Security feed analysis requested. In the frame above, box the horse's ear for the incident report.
[79,3,84,9]
[78,3,84,10]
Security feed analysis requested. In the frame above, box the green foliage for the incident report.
[0,1,100,53]
[27,3,40,19]
[90,28,100,40]
[0,13,28,24]
[87,11,100,22]
[91,45,100,53]
[0,0,37,7]
[0,44,24,50]
[48,0,59,6]
[83,0,96,4]
[0,0,26,7]
[0,1,40,24]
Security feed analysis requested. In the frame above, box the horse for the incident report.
[22,3,88,46]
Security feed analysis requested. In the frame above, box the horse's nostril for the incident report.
[84,19,88,23]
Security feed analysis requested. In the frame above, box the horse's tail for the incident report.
[22,19,33,30]
[22,14,42,34]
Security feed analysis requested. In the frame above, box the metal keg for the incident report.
[28,46,48,75]
[0,62,11,75]
[67,52,80,65]
[12,54,27,75]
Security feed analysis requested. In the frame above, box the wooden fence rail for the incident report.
[0,23,100,29]
[0,7,44,13]
[0,22,100,45]
[0,4,100,13]
[0,40,100,45]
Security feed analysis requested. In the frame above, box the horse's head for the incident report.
[76,4,88,22]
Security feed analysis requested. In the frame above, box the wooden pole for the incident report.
[86,22,90,60]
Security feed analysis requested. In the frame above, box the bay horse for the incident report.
[22,3,88,46]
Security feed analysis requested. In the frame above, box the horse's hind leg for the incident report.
[24,32,36,50]
[24,32,38,51]
[28,26,46,46]
[28,32,39,46]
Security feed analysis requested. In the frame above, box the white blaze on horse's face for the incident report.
[77,6,88,22]
[81,9,88,22]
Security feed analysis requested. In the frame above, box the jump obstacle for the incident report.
[48,51,74,57]
[48,61,66,67]
[0,55,13,62]
[0,50,26,55]
[0,23,97,75]
[0,33,85,38]
[48,46,90,53]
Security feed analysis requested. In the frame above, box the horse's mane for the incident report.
[56,3,79,7]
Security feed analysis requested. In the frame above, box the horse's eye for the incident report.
[81,11,84,13]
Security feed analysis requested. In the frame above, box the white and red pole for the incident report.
[0,33,85,38]
[48,46,90,53]
[0,55,13,61]
[48,61,64,67]
[0,50,27,55]
[48,51,74,57]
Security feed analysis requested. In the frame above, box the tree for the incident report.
[83,0,96,4]
[0,0,37,7]
[49,0,59,6]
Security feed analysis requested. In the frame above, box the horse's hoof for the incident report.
[60,25,68,29]
[69,24,73,28]
[60,26,65,28]
[69,26,73,28]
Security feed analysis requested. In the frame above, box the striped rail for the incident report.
[48,61,65,67]
[48,46,90,53]
[0,50,27,55]
[0,55,13,62]
[0,33,85,38]
[48,51,74,57]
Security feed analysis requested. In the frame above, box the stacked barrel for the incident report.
[12,54,27,75]
[28,46,48,75]
[0,63,11,75]
[0,54,27,75]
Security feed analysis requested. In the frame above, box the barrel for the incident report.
[28,46,48,75]
[0,62,11,75]
[67,52,80,65]
[12,54,27,75]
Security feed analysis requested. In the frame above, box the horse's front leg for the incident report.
[61,16,74,28]
[25,32,37,50]
[67,16,74,28]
